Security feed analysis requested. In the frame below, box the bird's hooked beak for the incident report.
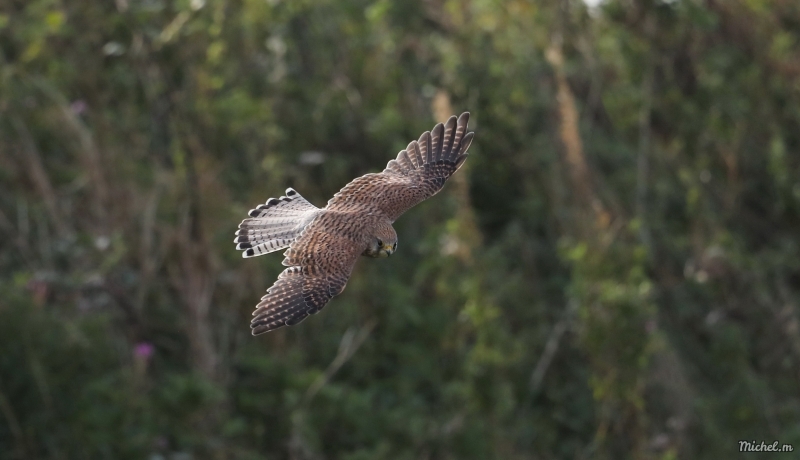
[379,243,394,258]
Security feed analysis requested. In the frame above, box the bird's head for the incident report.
[363,220,397,258]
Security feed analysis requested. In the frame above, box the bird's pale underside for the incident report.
[235,112,474,335]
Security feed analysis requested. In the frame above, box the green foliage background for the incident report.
[1,0,799,458]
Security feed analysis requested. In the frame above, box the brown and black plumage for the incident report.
[235,112,474,335]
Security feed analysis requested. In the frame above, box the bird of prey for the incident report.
[235,112,474,335]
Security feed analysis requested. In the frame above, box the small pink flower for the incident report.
[134,342,155,359]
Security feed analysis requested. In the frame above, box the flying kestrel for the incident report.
[235,112,474,335]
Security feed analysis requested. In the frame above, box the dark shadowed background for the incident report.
[1,0,799,458]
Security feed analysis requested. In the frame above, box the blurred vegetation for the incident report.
[1,0,800,458]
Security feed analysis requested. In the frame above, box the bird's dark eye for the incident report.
[393,242,397,250]
[377,239,383,246]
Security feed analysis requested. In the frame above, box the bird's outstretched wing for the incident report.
[326,112,474,221]
[249,213,361,335]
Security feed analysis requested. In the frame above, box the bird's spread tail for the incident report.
[235,188,320,258]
